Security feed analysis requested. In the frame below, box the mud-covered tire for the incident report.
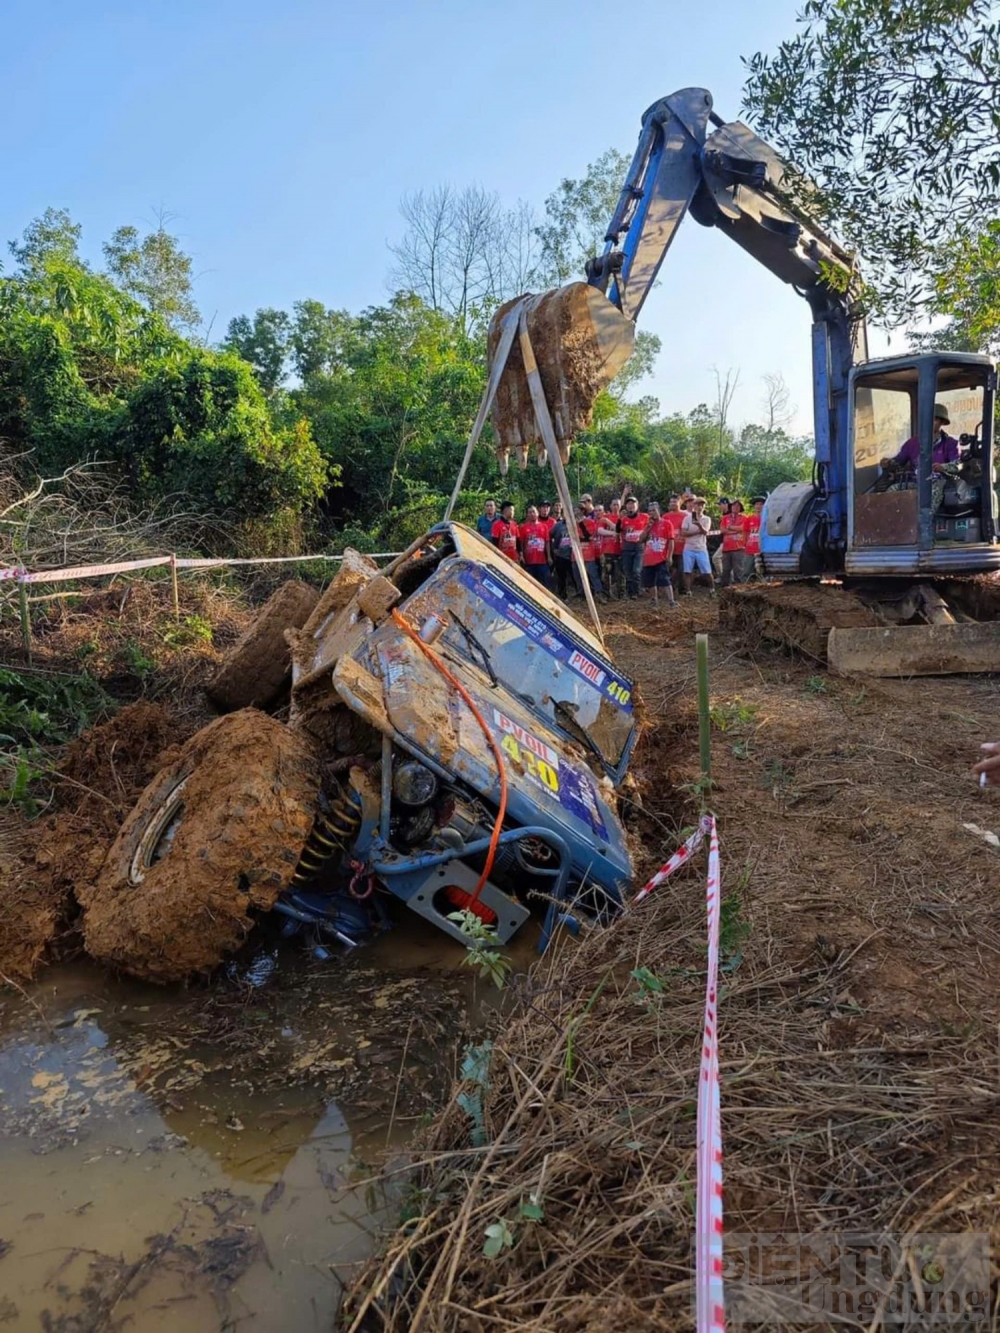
[206,580,320,712]
[79,711,319,983]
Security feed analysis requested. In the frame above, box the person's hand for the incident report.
[932,462,943,473]
[879,456,892,468]
[973,742,1000,786]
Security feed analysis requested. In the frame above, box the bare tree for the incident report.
[711,366,741,454]
[761,372,794,434]
[389,186,455,313]
[389,187,541,329]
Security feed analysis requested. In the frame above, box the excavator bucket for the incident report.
[487,283,634,471]
[828,622,1000,677]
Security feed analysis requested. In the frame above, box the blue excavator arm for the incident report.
[584,87,867,566]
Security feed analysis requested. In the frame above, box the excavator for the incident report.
[487,87,1000,676]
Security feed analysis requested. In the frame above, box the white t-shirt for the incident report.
[681,512,711,553]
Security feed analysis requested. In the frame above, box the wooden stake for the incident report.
[170,553,179,620]
[18,575,32,664]
[696,632,711,785]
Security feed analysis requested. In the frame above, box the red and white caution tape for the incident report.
[633,817,712,902]
[21,556,172,584]
[0,550,401,587]
[634,814,725,1333]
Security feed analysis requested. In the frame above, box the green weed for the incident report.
[765,758,795,790]
[805,675,828,695]
[0,746,50,818]
[162,613,213,647]
[483,1219,515,1259]
[710,699,759,732]
[630,965,667,1002]
[719,891,751,972]
[0,667,112,746]
[447,908,512,990]
[122,639,156,679]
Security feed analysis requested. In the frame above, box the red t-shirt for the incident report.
[663,509,685,553]
[599,516,622,556]
[539,515,556,537]
[742,513,762,557]
[642,517,674,567]
[721,513,746,552]
[491,518,520,560]
[520,521,550,565]
[578,516,600,562]
[619,512,648,546]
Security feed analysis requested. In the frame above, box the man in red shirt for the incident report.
[618,495,649,599]
[664,495,686,588]
[720,499,746,586]
[741,496,764,573]
[599,497,623,599]
[576,506,605,598]
[491,501,521,562]
[641,502,677,605]
[537,500,556,538]
[520,505,553,588]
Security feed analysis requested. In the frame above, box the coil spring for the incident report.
[291,784,362,885]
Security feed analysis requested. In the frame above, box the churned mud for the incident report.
[0,920,505,1332]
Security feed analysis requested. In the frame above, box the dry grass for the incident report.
[344,597,1000,1332]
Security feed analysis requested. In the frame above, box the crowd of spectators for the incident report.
[474,491,766,605]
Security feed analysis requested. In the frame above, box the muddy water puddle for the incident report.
[0,920,523,1330]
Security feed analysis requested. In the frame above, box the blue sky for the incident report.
[1,0,888,433]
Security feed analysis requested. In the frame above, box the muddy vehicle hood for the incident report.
[337,631,632,892]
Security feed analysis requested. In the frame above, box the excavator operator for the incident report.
[880,404,960,475]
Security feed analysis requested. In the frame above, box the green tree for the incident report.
[106,350,327,518]
[292,293,484,521]
[535,148,630,284]
[1,212,325,538]
[223,308,291,393]
[8,207,83,278]
[290,299,352,380]
[103,221,200,330]
[743,0,1000,320]
[912,220,1000,353]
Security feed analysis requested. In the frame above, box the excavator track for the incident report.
[719,583,881,664]
[720,578,1000,675]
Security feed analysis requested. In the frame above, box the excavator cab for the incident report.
[848,352,998,574]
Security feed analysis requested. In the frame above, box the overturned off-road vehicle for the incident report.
[81,524,638,982]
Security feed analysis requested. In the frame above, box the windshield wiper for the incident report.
[450,613,498,687]
[553,699,607,768]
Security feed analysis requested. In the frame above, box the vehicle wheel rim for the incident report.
[129,777,189,885]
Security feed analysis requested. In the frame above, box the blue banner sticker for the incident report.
[558,763,609,841]
[458,564,634,713]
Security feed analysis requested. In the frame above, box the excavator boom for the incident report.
[488,87,865,470]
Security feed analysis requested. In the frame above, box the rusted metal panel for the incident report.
[853,491,919,546]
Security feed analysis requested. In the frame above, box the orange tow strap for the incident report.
[390,609,508,904]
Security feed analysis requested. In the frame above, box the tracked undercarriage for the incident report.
[719,576,1000,675]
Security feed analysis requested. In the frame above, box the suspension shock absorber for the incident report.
[291,780,363,886]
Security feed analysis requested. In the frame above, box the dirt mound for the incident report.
[80,711,319,983]
[59,699,190,808]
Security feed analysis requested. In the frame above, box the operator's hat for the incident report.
[933,403,951,424]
